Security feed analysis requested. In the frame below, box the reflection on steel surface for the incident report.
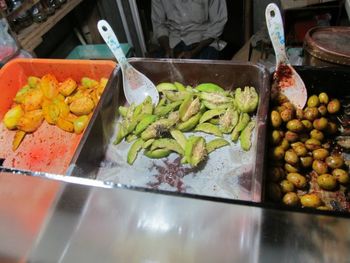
[0,172,345,263]
[1,167,350,262]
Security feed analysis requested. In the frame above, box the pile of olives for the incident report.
[267,92,349,209]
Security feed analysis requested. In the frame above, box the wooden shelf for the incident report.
[6,0,40,21]
[16,0,83,51]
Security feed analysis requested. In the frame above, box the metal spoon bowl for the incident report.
[97,20,159,106]
[265,3,307,109]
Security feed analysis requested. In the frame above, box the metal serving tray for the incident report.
[70,58,270,202]
[0,58,116,175]
[264,66,350,212]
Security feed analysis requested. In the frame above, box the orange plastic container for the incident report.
[0,58,116,174]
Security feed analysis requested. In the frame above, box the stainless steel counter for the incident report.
[0,172,349,263]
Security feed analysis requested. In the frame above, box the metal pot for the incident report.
[303,26,350,67]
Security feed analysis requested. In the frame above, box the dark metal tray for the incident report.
[69,58,270,202]
[264,66,350,211]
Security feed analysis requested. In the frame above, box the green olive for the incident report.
[286,119,304,133]
[313,117,328,130]
[268,167,285,182]
[317,174,337,191]
[318,92,329,104]
[304,107,319,121]
[282,102,295,111]
[276,105,287,113]
[332,169,350,184]
[310,129,324,141]
[325,155,344,169]
[280,179,295,193]
[285,149,299,166]
[312,159,328,174]
[296,108,304,120]
[318,105,327,116]
[284,163,299,173]
[327,99,340,114]
[301,194,322,208]
[290,141,303,148]
[280,108,294,122]
[272,146,285,161]
[305,138,321,151]
[301,120,313,131]
[307,95,320,108]
[285,131,299,142]
[271,130,283,145]
[326,122,338,134]
[312,148,329,160]
[271,110,282,128]
[287,172,307,189]
[291,142,308,157]
[300,156,313,168]
[283,192,300,206]
[280,138,290,151]
[267,183,282,202]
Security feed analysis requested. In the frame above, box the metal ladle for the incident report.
[97,20,159,105]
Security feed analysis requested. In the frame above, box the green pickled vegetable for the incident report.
[195,122,223,137]
[219,107,239,134]
[184,136,207,167]
[239,121,255,151]
[127,138,144,164]
[141,118,175,141]
[151,138,184,155]
[134,114,158,135]
[156,82,177,92]
[231,112,250,142]
[170,129,187,150]
[145,148,171,159]
[195,83,224,93]
[177,111,202,132]
[234,86,259,113]
[174,81,186,91]
[206,138,230,153]
[199,108,226,124]
[114,81,259,166]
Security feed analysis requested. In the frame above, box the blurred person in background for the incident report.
[151,0,227,59]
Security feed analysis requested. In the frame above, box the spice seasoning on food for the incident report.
[274,64,295,89]
[147,157,194,192]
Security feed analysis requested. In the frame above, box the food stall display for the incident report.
[266,66,350,212]
[0,58,116,174]
[0,55,349,262]
[71,59,269,202]
[0,57,349,210]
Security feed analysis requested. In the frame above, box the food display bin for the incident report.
[0,58,116,175]
[69,58,270,202]
[264,66,350,212]
[0,61,350,262]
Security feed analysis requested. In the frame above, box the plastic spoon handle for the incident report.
[265,3,289,66]
[97,20,128,68]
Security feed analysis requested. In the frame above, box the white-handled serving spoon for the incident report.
[265,3,307,109]
[97,20,159,105]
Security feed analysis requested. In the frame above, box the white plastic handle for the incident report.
[265,3,289,65]
[97,20,128,68]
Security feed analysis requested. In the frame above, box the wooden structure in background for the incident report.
[2,0,84,53]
